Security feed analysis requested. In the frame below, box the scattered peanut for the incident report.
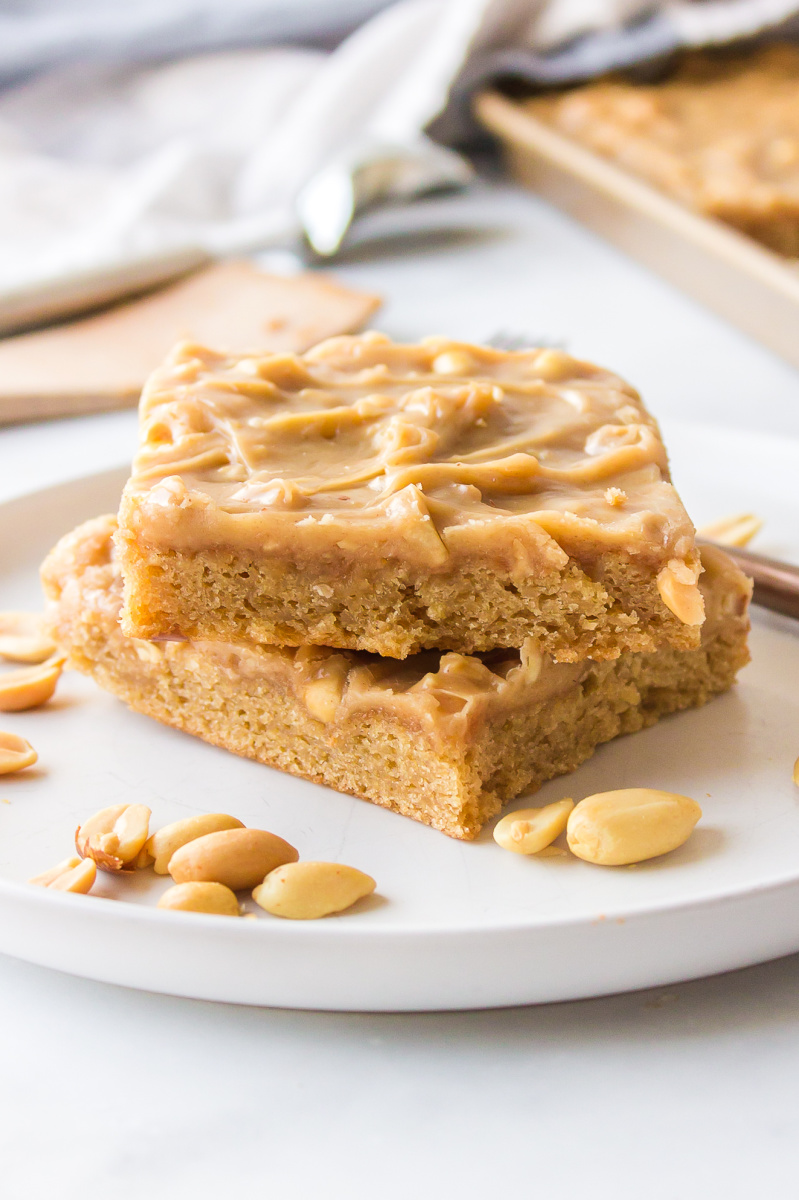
[168,827,299,891]
[567,788,702,866]
[493,799,574,855]
[145,812,245,874]
[0,656,65,712]
[698,513,763,548]
[75,803,152,872]
[29,855,96,893]
[133,844,155,869]
[157,881,240,916]
[0,730,37,775]
[252,861,376,919]
[0,612,56,663]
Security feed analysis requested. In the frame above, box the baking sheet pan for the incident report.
[476,90,799,370]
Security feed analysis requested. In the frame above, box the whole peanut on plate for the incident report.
[253,861,376,919]
[567,788,702,866]
[493,799,574,855]
[168,827,298,891]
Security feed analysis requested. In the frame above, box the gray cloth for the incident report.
[0,0,397,86]
[436,3,799,144]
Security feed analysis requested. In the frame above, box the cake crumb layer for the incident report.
[45,517,750,841]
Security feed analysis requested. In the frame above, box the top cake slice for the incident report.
[116,333,704,661]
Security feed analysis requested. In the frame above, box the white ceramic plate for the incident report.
[0,421,797,1012]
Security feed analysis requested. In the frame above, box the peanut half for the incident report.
[29,855,96,893]
[76,803,152,872]
[567,788,702,866]
[656,559,705,626]
[168,827,298,891]
[0,612,56,664]
[303,669,347,724]
[145,812,245,874]
[253,861,376,920]
[157,881,240,916]
[493,799,574,855]
[793,757,799,787]
[698,513,763,548]
[0,730,37,775]
[431,349,474,376]
[0,656,65,712]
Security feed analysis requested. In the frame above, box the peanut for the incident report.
[520,639,543,683]
[493,799,574,855]
[534,348,573,381]
[0,656,65,711]
[75,803,152,872]
[157,881,240,916]
[168,827,298,891]
[29,855,96,893]
[303,669,346,724]
[794,757,799,787]
[0,612,56,663]
[133,844,155,869]
[252,861,376,919]
[431,349,474,375]
[656,559,705,626]
[698,513,763,548]
[0,730,37,774]
[567,788,702,866]
[145,812,245,874]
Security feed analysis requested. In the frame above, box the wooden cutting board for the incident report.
[0,260,381,424]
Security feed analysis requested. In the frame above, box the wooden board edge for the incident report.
[0,390,140,427]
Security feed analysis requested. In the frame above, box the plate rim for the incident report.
[2,421,799,1007]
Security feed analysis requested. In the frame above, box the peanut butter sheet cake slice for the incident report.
[115,333,704,661]
[529,43,799,257]
[43,518,750,840]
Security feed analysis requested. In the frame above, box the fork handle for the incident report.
[699,539,799,621]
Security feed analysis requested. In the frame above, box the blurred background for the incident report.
[1,0,798,423]
[1,0,796,316]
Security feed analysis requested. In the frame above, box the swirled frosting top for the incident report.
[123,333,699,584]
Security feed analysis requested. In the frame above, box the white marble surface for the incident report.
[2,182,799,1197]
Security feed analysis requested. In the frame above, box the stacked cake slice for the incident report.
[42,334,751,839]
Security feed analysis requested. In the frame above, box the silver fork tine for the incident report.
[485,331,566,351]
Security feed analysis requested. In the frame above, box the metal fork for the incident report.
[486,330,566,351]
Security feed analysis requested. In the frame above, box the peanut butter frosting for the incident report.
[186,541,744,744]
[120,332,701,609]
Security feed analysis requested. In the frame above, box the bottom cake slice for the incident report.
[42,516,751,840]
